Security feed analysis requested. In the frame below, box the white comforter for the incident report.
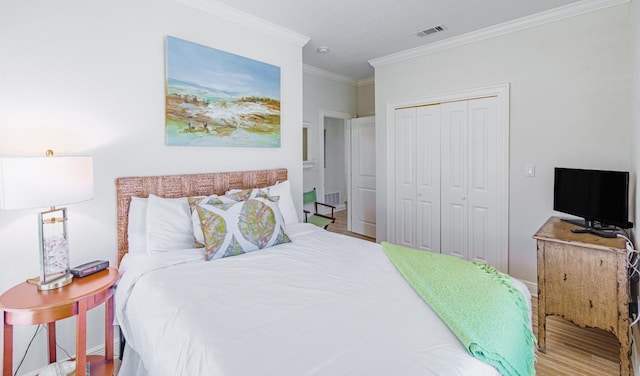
[116,223,531,376]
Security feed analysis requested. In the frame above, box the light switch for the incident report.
[525,164,536,177]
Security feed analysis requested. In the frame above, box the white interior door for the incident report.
[350,116,376,238]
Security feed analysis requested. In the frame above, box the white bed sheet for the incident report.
[116,223,531,376]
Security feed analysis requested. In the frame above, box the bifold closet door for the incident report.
[440,101,468,259]
[394,105,440,252]
[395,97,505,266]
[393,93,506,271]
[395,108,417,248]
[440,97,499,266]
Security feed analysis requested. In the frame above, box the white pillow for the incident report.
[266,181,299,225]
[146,194,194,253]
[127,197,148,254]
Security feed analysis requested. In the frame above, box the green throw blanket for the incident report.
[382,242,535,376]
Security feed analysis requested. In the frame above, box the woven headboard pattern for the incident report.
[115,168,288,265]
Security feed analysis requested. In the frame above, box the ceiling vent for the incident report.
[416,24,446,37]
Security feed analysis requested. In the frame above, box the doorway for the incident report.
[319,111,376,239]
[323,116,348,213]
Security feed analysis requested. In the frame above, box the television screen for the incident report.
[553,167,630,229]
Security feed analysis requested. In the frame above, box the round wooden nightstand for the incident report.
[1,267,118,376]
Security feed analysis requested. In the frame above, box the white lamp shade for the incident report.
[0,156,93,210]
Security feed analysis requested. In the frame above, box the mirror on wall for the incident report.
[303,124,309,161]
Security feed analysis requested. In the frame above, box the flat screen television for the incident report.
[553,167,632,235]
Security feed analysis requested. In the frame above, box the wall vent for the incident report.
[324,192,340,206]
[416,24,446,37]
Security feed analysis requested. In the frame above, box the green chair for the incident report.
[303,188,336,229]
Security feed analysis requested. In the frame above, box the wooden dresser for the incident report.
[534,216,630,376]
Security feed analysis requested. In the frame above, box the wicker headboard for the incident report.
[115,168,288,265]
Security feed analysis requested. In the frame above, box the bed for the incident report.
[114,168,535,376]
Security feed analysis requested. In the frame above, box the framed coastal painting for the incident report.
[165,36,281,147]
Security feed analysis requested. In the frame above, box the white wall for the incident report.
[302,67,356,199]
[373,4,632,283]
[357,78,375,117]
[0,1,306,374]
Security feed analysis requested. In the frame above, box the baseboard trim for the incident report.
[23,338,121,376]
[518,278,538,297]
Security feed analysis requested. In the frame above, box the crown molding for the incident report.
[303,64,357,86]
[357,77,375,87]
[177,0,310,47]
[369,0,629,68]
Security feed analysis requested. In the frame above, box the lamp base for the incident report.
[27,273,74,290]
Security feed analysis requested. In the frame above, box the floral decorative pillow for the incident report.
[196,194,291,261]
[224,188,272,202]
[187,196,208,248]
[227,183,300,225]
[224,188,254,202]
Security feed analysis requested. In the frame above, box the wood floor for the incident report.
[326,209,376,241]
[531,299,621,375]
[328,209,625,375]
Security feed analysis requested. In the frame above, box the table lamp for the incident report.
[0,150,93,290]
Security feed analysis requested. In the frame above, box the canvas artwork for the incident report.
[165,36,281,147]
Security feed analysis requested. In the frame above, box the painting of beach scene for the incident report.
[165,36,281,147]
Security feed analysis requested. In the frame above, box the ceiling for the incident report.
[214,0,584,80]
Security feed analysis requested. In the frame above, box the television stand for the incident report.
[533,217,631,376]
[570,227,618,238]
[561,218,618,238]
